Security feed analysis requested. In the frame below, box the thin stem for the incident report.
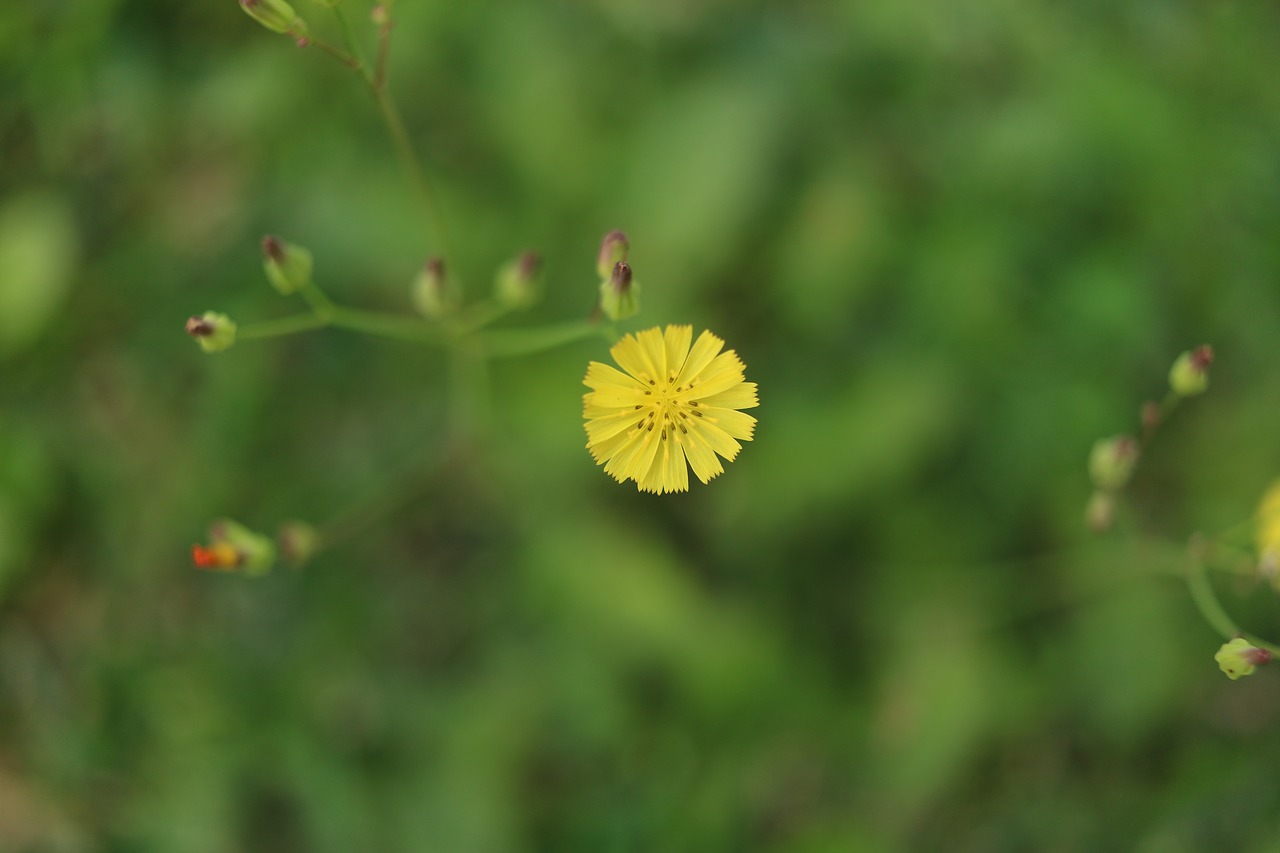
[307,36,360,70]
[373,12,392,90]
[1187,547,1280,655]
[328,305,448,345]
[238,312,329,340]
[453,300,513,335]
[479,319,611,358]
[332,5,370,81]
[372,87,458,267]
[298,280,337,320]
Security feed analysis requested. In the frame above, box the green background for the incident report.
[4,0,1280,849]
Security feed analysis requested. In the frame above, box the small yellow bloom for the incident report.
[1256,480,1280,587]
[583,325,758,493]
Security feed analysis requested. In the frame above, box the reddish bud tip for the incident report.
[1244,647,1272,667]
[262,234,286,263]
[186,316,214,337]
[609,261,633,292]
[424,256,445,279]
[1190,345,1214,372]
[517,250,541,280]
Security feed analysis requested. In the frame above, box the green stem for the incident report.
[328,305,447,345]
[1187,551,1280,655]
[453,300,512,335]
[238,312,329,340]
[372,87,458,267]
[332,5,370,80]
[479,320,611,358]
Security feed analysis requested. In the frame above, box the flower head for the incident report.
[583,325,758,493]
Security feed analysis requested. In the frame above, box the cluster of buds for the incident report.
[1085,346,1213,533]
[1085,436,1139,532]
[596,230,639,322]
[192,518,319,575]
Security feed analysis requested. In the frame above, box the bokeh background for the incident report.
[4,0,1280,849]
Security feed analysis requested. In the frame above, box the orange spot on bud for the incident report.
[192,542,241,571]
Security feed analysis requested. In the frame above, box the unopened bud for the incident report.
[239,0,308,37]
[1169,345,1213,397]
[1216,637,1271,680]
[277,520,319,567]
[370,4,390,26]
[192,518,276,576]
[495,250,541,309]
[185,311,237,353]
[599,260,640,322]
[1088,435,1139,492]
[411,257,457,319]
[596,229,629,280]
[262,234,313,295]
[1085,490,1115,533]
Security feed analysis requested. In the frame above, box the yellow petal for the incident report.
[674,330,724,388]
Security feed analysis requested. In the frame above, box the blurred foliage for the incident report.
[3,0,1280,850]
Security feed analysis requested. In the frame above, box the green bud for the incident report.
[1088,435,1139,493]
[185,312,237,353]
[262,235,313,295]
[411,257,457,319]
[495,251,540,309]
[239,0,308,37]
[596,229,629,280]
[277,520,319,567]
[1169,345,1213,396]
[1216,638,1270,680]
[599,260,640,322]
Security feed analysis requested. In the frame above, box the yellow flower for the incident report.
[1256,480,1280,587]
[583,325,758,493]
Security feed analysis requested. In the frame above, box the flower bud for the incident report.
[1088,435,1139,493]
[495,250,540,309]
[1169,345,1213,397]
[370,4,390,25]
[185,312,237,353]
[262,234,313,295]
[599,260,640,322]
[277,520,319,567]
[1216,638,1271,680]
[1085,490,1115,533]
[239,0,308,37]
[596,229,629,280]
[411,257,457,319]
[192,519,276,576]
